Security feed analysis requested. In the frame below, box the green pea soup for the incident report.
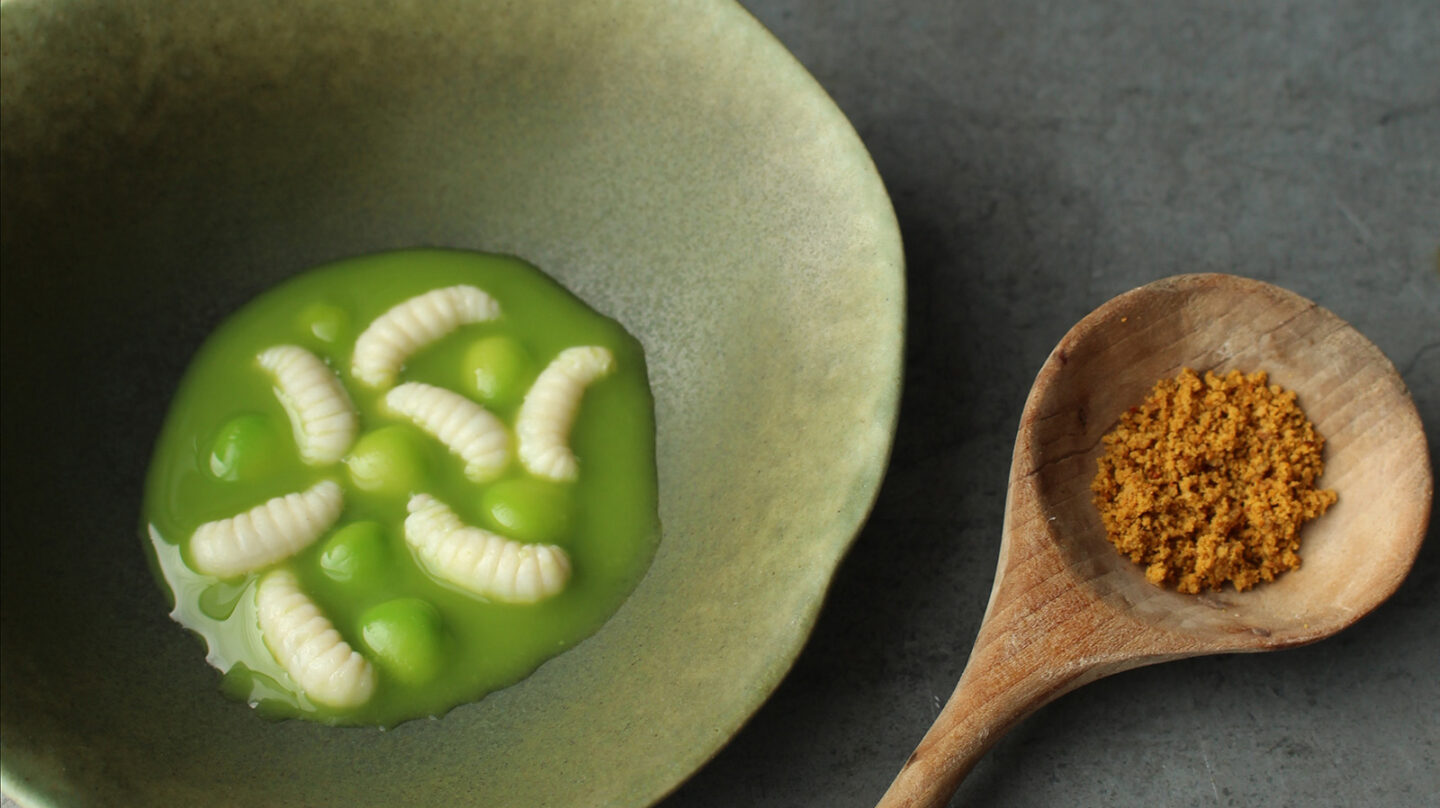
[143,249,660,726]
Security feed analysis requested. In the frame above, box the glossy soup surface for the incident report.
[144,249,660,726]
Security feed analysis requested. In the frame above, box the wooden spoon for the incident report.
[878,273,1432,808]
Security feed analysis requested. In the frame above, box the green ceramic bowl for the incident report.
[0,0,903,806]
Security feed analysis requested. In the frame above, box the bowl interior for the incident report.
[1021,274,1430,647]
[0,1,903,806]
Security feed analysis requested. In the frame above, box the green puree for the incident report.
[143,249,660,726]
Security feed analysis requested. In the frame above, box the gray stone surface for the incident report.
[3,2,1435,807]
[655,1,1440,806]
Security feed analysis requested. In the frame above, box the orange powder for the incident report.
[1091,368,1337,594]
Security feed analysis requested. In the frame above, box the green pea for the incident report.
[319,521,389,584]
[297,302,350,345]
[462,336,534,408]
[359,598,445,685]
[345,425,429,498]
[481,478,572,543]
[208,414,283,482]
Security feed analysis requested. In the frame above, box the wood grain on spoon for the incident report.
[878,274,1432,808]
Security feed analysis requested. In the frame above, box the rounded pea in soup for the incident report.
[144,249,660,726]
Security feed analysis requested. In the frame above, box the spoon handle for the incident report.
[876,518,1180,808]
[875,617,1102,807]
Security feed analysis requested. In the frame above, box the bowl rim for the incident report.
[0,0,906,804]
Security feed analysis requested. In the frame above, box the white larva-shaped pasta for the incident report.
[515,346,614,481]
[351,285,501,388]
[190,480,343,578]
[256,568,376,708]
[385,382,510,482]
[404,493,571,604]
[257,345,358,465]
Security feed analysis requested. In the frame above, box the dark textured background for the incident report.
[657,1,1440,806]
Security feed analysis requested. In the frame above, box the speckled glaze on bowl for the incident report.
[0,1,903,806]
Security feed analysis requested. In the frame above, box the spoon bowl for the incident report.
[880,273,1432,808]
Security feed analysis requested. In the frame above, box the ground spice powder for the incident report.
[1091,368,1337,594]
